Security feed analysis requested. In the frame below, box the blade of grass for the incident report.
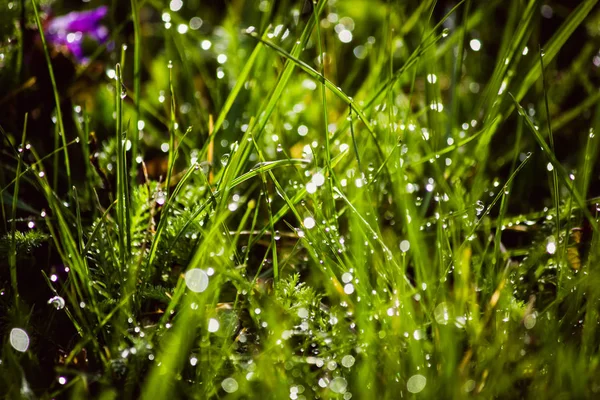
[514,0,599,103]
[248,31,387,160]
[539,47,561,263]
[165,62,177,197]
[31,0,71,190]
[312,1,336,221]
[130,0,142,183]
[162,158,310,259]
[510,94,599,234]
[9,114,28,301]
[115,63,131,268]
[0,138,80,197]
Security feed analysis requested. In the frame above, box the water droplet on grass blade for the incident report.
[208,318,220,332]
[312,172,325,187]
[413,329,425,340]
[222,377,239,393]
[434,302,451,325]
[329,377,348,393]
[400,240,410,252]
[546,238,556,254]
[475,200,485,215]
[185,268,209,293]
[303,217,316,229]
[221,154,230,166]
[469,38,481,51]
[10,328,29,352]
[48,296,65,310]
[341,355,355,368]
[407,374,426,393]
[297,307,309,319]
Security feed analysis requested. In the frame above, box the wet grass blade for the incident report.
[248,32,386,160]
[31,0,71,190]
[9,114,28,301]
[130,0,142,181]
[511,94,599,233]
[539,48,561,257]
[515,0,599,102]
[115,63,131,267]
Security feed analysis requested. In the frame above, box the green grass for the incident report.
[2,0,600,398]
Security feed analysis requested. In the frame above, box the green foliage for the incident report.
[0,230,49,257]
[2,0,600,399]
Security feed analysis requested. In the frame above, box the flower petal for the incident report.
[47,6,108,36]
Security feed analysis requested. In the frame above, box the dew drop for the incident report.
[303,217,316,229]
[434,302,451,325]
[47,296,65,310]
[222,377,239,393]
[306,182,317,194]
[156,191,166,206]
[297,308,309,318]
[341,272,353,283]
[399,240,410,252]
[344,283,354,294]
[208,318,220,332]
[546,239,556,255]
[407,374,427,393]
[298,125,308,136]
[184,268,209,293]
[469,38,481,51]
[329,377,348,394]
[9,328,30,352]
[341,355,355,368]
[312,172,326,187]
[413,329,426,340]
[475,200,485,215]
[221,154,230,166]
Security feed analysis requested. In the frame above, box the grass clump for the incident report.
[2,0,600,398]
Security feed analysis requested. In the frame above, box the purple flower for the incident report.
[45,6,109,63]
